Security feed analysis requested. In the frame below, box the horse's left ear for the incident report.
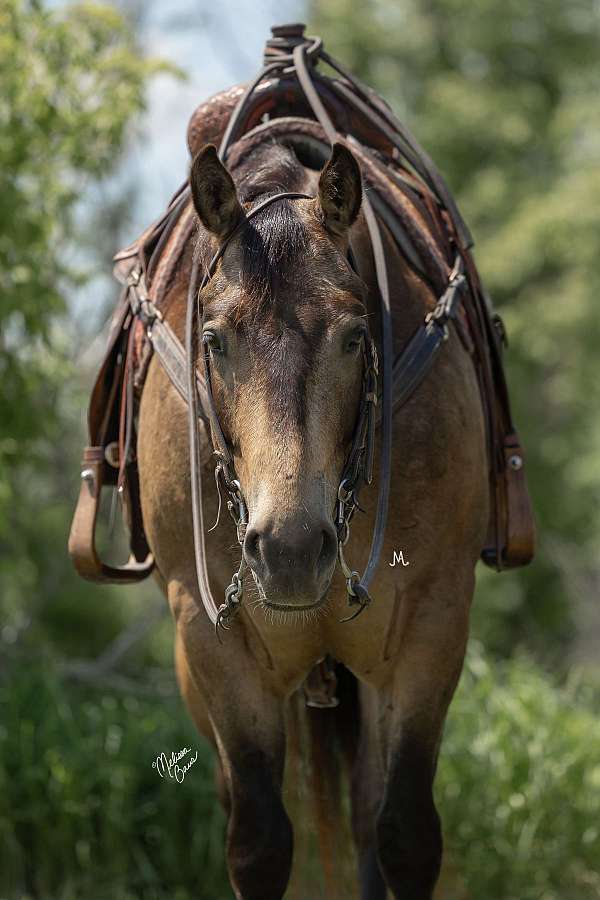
[190,144,243,240]
[316,142,362,237]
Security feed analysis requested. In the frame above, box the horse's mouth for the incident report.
[249,569,330,614]
[262,596,328,613]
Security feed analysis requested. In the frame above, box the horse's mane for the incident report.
[234,141,306,202]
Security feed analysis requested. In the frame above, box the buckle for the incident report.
[127,269,162,325]
[425,310,450,341]
[337,478,354,504]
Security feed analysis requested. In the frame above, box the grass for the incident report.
[437,645,600,900]
[0,663,228,900]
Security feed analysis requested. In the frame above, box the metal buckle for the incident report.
[425,309,450,341]
[139,298,162,325]
[337,478,354,504]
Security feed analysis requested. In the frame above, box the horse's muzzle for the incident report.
[243,518,337,607]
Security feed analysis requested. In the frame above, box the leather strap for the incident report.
[357,200,393,599]
[124,266,211,419]
[68,446,154,583]
[392,264,466,413]
[185,258,221,624]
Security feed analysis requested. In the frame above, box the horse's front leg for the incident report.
[351,681,387,900]
[170,582,293,900]
[220,718,292,900]
[375,580,471,900]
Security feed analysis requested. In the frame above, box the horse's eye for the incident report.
[203,330,225,356]
[344,328,365,354]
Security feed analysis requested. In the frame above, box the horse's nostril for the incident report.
[317,528,337,574]
[243,527,261,567]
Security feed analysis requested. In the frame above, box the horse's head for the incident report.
[190,142,367,612]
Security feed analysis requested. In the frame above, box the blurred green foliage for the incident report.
[310,0,600,662]
[0,0,168,656]
[0,0,162,484]
[0,659,228,900]
[438,646,600,899]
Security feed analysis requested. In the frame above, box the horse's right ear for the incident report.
[190,145,243,240]
[316,142,362,238]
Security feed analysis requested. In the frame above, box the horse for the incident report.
[136,135,488,899]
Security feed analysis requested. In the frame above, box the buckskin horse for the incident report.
[69,24,535,900]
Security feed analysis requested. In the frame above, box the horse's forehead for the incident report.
[201,211,366,330]
[204,278,359,333]
[249,302,330,350]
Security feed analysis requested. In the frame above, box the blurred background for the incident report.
[1,1,599,898]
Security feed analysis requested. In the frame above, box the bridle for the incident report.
[185,190,384,634]
[186,186,464,634]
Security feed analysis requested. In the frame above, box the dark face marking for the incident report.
[236,199,316,432]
